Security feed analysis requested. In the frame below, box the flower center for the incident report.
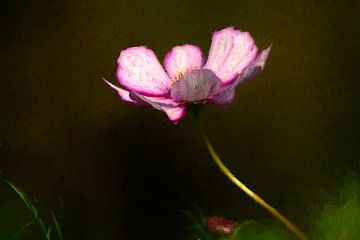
[169,69,222,104]
[170,67,197,86]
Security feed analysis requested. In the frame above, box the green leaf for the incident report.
[309,172,360,239]
[229,220,256,240]
[46,227,52,240]
[4,180,50,240]
[4,180,33,211]
[51,211,63,240]
[37,218,49,239]
[58,198,65,229]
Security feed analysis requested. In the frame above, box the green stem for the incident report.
[196,116,308,240]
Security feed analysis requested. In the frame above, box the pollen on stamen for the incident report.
[170,67,198,86]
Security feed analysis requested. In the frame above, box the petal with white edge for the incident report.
[205,27,258,85]
[103,78,148,105]
[210,45,272,102]
[163,44,204,79]
[117,46,171,96]
[232,45,272,87]
[132,93,186,123]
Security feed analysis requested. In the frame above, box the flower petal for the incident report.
[209,87,236,105]
[117,46,171,96]
[170,69,221,103]
[208,46,271,105]
[163,44,204,79]
[103,78,148,105]
[204,27,258,85]
[162,106,186,124]
[132,93,186,123]
[233,45,272,86]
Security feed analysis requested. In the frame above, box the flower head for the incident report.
[207,215,237,236]
[105,27,271,123]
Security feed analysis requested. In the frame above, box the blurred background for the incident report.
[1,0,359,239]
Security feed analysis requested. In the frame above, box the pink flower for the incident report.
[105,27,271,124]
[207,215,236,236]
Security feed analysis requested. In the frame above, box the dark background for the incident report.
[1,0,359,239]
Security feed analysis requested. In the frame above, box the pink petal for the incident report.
[208,45,271,105]
[103,78,148,105]
[163,44,204,79]
[209,87,235,105]
[208,216,236,236]
[117,46,171,96]
[222,45,272,91]
[204,27,258,85]
[233,45,272,86]
[170,69,221,103]
[132,93,186,123]
[161,106,186,124]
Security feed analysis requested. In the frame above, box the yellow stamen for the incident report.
[170,67,198,86]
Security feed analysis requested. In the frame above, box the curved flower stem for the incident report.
[196,116,308,240]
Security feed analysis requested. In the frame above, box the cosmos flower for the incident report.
[105,27,271,123]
